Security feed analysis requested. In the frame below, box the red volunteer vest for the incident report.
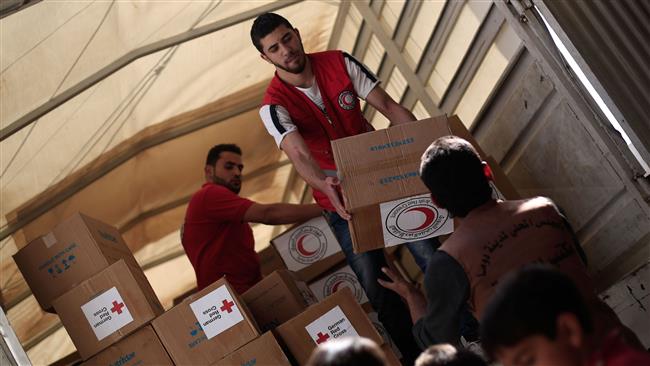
[262,50,372,211]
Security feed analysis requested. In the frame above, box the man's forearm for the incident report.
[264,203,322,225]
[406,289,428,325]
[387,104,416,126]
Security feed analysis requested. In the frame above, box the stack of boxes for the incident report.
[13,213,170,364]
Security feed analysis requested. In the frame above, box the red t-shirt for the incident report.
[182,183,261,294]
[588,330,650,366]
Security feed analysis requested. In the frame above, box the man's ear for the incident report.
[556,313,585,349]
[482,161,494,182]
[204,165,214,179]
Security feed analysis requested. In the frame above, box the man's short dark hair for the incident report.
[419,136,492,217]
[480,265,593,360]
[206,144,241,166]
[250,12,294,53]
[415,344,487,366]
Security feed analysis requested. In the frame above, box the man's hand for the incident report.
[377,266,419,300]
[321,176,351,220]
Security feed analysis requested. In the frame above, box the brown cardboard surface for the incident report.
[81,326,173,366]
[52,260,163,360]
[382,344,401,366]
[296,252,345,282]
[213,331,291,366]
[152,277,260,365]
[332,115,451,211]
[332,115,518,253]
[276,287,383,365]
[13,212,141,312]
[241,269,316,333]
[258,245,287,277]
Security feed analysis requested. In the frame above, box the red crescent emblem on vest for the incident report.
[404,207,436,231]
[338,91,356,110]
[296,234,318,256]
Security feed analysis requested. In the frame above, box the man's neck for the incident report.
[277,56,314,88]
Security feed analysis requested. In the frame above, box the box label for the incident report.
[273,216,341,271]
[380,194,454,246]
[81,287,134,341]
[190,285,244,339]
[309,266,368,304]
[305,306,359,345]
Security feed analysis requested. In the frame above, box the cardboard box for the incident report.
[213,331,291,366]
[152,277,260,365]
[258,244,287,276]
[52,260,163,360]
[242,269,317,332]
[381,344,402,366]
[332,115,515,253]
[308,264,369,305]
[13,212,141,312]
[81,325,172,366]
[271,215,345,282]
[276,287,383,365]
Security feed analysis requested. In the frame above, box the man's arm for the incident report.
[280,131,351,219]
[377,267,427,323]
[365,86,416,126]
[243,202,322,225]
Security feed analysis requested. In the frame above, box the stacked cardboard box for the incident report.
[276,287,384,365]
[331,115,520,253]
[152,277,260,365]
[13,213,164,361]
[271,214,345,282]
[241,269,317,332]
[81,326,172,366]
[213,331,291,366]
[308,263,369,307]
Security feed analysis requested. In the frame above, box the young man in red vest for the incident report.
[377,136,635,350]
[251,13,443,362]
[182,144,322,294]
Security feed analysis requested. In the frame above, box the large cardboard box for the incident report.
[271,215,345,282]
[308,264,369,306]
[241,269,317,332]
[152,277,260,365]
[258,244,287,276]
[213,331,291,366]
[276,287,383,365]
[81,325,173,366]
[332,115,517,253]
[52,260,163,360]
[13,212,141,312]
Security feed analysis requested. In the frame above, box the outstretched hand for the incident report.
[323,176,351,220]
[377,266,418,300]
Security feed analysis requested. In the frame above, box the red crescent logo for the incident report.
[404,207,436,231]
[296,234,318,256]
[331,280,345,293]
[342,94,354,106]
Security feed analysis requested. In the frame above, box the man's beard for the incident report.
[275,49,307,74]
[211,176,241,194]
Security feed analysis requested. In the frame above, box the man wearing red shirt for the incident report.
[182,144,322,294]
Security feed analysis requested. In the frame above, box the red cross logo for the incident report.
[315,332,330,344]
[220,299,235,313]
[110,300,125,314]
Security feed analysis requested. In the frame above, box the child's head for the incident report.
[480,265,593,366]
[415,343,487,366]
[306,337,386,366]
